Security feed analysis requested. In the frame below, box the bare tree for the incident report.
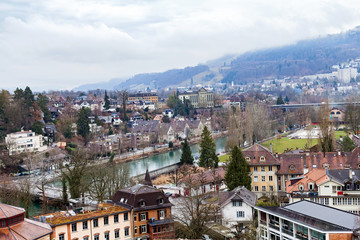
[318,101,335,153]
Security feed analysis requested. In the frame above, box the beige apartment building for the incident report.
[178,88,214,108]
[36,203,131,240]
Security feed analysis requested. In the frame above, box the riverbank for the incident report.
[113,131,228,164]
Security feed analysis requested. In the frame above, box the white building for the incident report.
[217,186,256,230]
[5,130,47,155]
[256,200,359,240]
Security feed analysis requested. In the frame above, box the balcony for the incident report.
[269,222,280,231]
[282,228,293,236]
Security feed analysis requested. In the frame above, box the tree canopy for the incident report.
[199,126,218,168]
[225,146,251,191]
[340,135,356,152]
[180,139,194,165]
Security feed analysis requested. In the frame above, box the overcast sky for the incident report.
[1,0,360,91]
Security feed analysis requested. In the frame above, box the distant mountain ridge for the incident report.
[73,26,360,91]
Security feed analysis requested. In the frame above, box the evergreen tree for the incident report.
[340,135,356,152]
[225,146,251,191]
[199,126,218,168]
[276,95,284,105]
[31,121,44,135]
[37,94,52,122]
[104,90,110,110]
[180,139,194,165]
[23,86,34,108]
[284,95,290,103]
[62,177,68,206]
[77,107,91,143]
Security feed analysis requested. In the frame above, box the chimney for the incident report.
[349,169,354,179]
[304,165,309,174]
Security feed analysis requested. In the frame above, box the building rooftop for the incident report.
[35,203,129,226]
[256,200,360,232]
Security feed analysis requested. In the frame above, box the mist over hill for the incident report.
[74,26,360,91]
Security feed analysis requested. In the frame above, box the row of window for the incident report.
[71,213,129,232]
[254,186,275,192]
[253,166,272,171]
[236,211,245,218]
[254,175,273,182]
[310,197,360,206]
[60,228,129,240]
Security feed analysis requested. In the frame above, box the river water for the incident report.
[128,136,227,177]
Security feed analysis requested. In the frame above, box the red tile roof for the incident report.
[243,144,280,166]
[0,204,24,219]
[286,169,326,193]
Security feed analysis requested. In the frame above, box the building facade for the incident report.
[5,130,47,155]
[111,173,175,240]
[217,186,256,230]
[178,88,214,108]
[243,145,280,198]
[128,93,158,103]
[287,169,360,214]
[36,203,131,240]
[256,200,359,240]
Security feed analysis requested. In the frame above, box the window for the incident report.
[71,223,77,232]
[254,176,258,182]
[246,157,250,162]
[83,237,88,240]
[269,166,272,171]
[254,166,258,172]
[337,186,341,191]
[337,198,342,205]
[141,225,147,233]
[347,184,351,190]
[236,211,245,218]
[269,186,274,191]
[134,226,138,234]
[104,232,109,240]
[115,230,119,239]
[158,198,164,204]
[269,176,273,181]
[114,214,119,223]
[104,216,109,225]
[139,201,146,207]
[278,176,281,181]
[83,221,88,230]
[93,218,98,227]
[308,183,314,190]
[140,212,146,221]
[261,176,266,182]
[232,201,242,207]
[261,166,265,172]
[124,227,130,236]
[260,156,265,161]
[123,212,128,221]
[94,235,99,240]
[255,186,259,191]
[262,186,266,192]
[332,186,337,193]
[278,186,281,191]
[159,210,165,219]
[59,234,65,240]
[324,198,329,205]
[134,213,137,222]
[289,165,295,171]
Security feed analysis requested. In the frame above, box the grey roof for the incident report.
[219,186,256,207]
[284,200,360,230]
[327,169,360,183]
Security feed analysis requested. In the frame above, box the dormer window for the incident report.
[298,184,304,191]
[158,198,164,204]
[308,183,314,190]
[245,157,250,162]
[260,156,266,162]
[289,165,295,171]
[139,200,146,207]
[323,164,329,169]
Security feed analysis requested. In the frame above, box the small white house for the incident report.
[217,186,256,229]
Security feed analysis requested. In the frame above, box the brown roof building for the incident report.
[0,203,52,240]
[111,172,175,240]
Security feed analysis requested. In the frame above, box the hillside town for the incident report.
[1,76,360,240]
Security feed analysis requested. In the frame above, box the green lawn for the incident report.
[261,137,316,154]
[335,131,347,140]
[219,154,230,162]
